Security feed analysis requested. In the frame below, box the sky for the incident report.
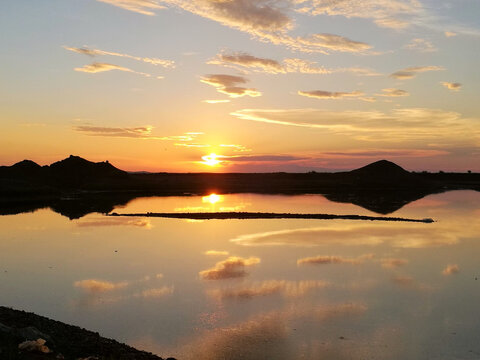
[1,0,479,172]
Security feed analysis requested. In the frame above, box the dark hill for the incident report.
[44,155,129,189]
[0,160,42,178]
[350,159,409,176]
[48,155,126,177]
[337,159,428,187]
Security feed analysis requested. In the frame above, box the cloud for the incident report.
[175,143,211,148]
[381,258,408,269]
[441,82,462,91]
[199,256,260,280]
[298,90,364,99]
[317,149,449,159]
[444,31,457,38]
[291,33,371,52]
[74,62,152,77]
[208,52,285,74]
[95,0,165,15]
[294,0,422,29]
[163,0,293,33]
[74,279,128,293]
[74,125,203,141]
[208,280,329,300]
[219,144,251,152]
[160,0,371,53]
[390,65,444,80]
[231,107,479,144]
[404,38,437,52]
[209,52,382,76]
[201,74,261,98]
[74,125,154,138]
[376,88,409,97]
[204,250,230,256]
[65,46,175,68]
[231,225,459,248]
[224,154,306,162]
[203,99,231,104]
[442,264,459,275]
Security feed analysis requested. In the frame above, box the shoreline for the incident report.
[0,306,171,360]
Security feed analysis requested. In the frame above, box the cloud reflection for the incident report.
[199,256,261,280]
[231,225,459,248]
[178,303,367,360]
[442,264,459,275]
[208,280,329,301]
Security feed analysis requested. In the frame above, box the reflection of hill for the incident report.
[1,156,479,218]
[0,194,137,220]
[323,190,434,214]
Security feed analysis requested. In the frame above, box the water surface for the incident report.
[1,191,479,359]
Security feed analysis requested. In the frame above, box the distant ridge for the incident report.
[1,155,478,218]
[0,155,128,191]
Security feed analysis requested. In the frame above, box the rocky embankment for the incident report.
[0,306,174,360]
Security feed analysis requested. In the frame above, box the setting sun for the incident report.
[201,153,221,167]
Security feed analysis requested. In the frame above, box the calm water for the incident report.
[1,191,479,359]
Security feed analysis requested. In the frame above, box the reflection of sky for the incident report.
[0,190,479,359]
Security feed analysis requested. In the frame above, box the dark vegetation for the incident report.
[1,155,479,218]
[109,211,434,223]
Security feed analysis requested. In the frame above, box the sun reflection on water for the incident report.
[202,193,223,205]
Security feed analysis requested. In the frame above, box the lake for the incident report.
[1,191,479,359]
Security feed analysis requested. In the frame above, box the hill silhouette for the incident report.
[0,155,478,217]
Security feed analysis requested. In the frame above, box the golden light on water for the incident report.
[201,153,221,167]
[202,193,223,205]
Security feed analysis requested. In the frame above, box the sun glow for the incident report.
[202,193,223,205]
[201,153,221,166]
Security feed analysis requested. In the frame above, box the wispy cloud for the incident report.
[381,258,408,269]
[175,143,211,148]
[95,0,165,15]
[65,46,175,68]
[298,90,364,99]
[231,107,478,144]
[441,82,462,91]
[208,52,286,74]
[219,144,251,152]
[203,99,231,104]
[404,38,437,53]
[204,250,229,256]
[376,88,409,97]
[390,65,444,80]
[73,125,204,142]
[74,62,151,77]
[201,74,261,98]
[209,52,382,76]
[444,31,457,38]
[199,256,260,280]
[159,0,372,53]
[294,0,422,29]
